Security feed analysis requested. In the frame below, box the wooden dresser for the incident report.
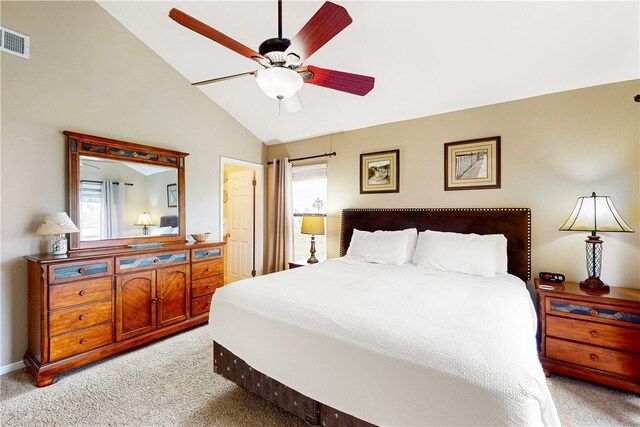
[536,279,640,393]
[24,241,224,387]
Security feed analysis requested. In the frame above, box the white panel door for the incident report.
[227,169,254,283]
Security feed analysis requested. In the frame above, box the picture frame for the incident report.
[444,136,501,191]
[360,149,400,194]
[167,183,178,207]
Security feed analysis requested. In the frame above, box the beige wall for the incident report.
[0,1,265,369]
[268,80,640,289]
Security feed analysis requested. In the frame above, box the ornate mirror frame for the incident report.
[66,131,188,251]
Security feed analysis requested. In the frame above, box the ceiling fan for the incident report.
[169,1,375,112]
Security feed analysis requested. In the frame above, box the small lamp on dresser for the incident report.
[300,215,325,264]
[135,212,154,235]
[36,212,79,255]
[559,192,634,292]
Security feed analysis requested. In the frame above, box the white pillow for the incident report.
[346,228,417,265]
[412,230,501,277]
[486,234,508,274]
[149,226,173,236]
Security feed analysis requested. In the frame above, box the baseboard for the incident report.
[0,360,25,375]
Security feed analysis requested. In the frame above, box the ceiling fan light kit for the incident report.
[169,1,375,112]
[255,67,303,100]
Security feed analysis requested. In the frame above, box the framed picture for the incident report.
[167,183,178,207]
[444,136,501,191]
[360,149,400,194]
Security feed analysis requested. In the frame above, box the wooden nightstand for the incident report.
[535,278,640,393]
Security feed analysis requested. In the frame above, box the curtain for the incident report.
[101,181,125,239]
[266,158,293,273]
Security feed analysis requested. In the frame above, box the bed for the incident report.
[208,208,560,426]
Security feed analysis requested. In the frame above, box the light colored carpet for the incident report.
[1,325,638,426]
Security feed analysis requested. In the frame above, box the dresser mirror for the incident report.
[66,131,188,251]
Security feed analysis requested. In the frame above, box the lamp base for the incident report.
[307,235,318,264]
[51,234,68,256]
[579,277,609,293]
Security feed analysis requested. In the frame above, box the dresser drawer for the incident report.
[49,323,113,362]
[192,246,223,262]
[546,337,640,378]
[546,297,640,327]
[192,276,224,299]
[192,294,213,316]
[49,258,113,284]
[546,315,640,353]
[191,259,223,281]
[49,277,113,310]
[116,250,189,273]
[49,300,113,337]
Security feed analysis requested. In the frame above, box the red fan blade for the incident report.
[286,2,352,61]
[191,71,258,86]
[169,8,264,60]
[304,65,375,96]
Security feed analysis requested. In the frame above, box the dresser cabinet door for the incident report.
[157,266,189,328]
[116,271,156,341]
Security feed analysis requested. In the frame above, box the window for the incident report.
[291,164,327,261]
[79,181,102,241]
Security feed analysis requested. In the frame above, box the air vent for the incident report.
[1,27,30,59]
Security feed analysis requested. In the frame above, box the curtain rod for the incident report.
[267,152,336,165]
[81,179,133,186]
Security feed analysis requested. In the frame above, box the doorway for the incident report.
[221,157,263,283]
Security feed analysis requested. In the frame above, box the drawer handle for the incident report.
[78,267,87,274]
[590,309,599,317]
[590,330,599,338]
[206,267,212,272]
[151,298,158,304]
[79,314,88,321]
[79,290,87,296]
[590,353,599,362]
[153,258,160,264]
[206,284,213,289]
[80,338,88,345]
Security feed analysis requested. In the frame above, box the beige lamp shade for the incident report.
[36,212,79,235]
[559,192,634,233]
[301,215,325,236]
[134,212,154,226]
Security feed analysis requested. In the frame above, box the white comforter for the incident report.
[209,258,560,426]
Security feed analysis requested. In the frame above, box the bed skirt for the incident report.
[213,341,376,427]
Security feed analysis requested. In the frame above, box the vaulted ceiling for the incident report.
[99,1,639,144]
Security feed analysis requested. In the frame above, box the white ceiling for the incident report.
[98,1,639,144]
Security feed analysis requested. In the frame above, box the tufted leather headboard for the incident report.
[340,208,531,282]
[160,215,179,228]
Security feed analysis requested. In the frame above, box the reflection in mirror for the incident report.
[79,156,179,241]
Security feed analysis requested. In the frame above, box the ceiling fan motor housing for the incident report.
[258,37,291,56]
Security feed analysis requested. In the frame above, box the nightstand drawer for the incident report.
[49,300,113,336]
[546,337,640,378]
[192,276,224,298]
[49,323,113,362]
[191,259,223,281]
[546,297,640,326]
[546,316,640,353]
[49,277,113,310]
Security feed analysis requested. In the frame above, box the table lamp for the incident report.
[36,212,79,255]
[135,212,154,235]
[559,192,634,292]
[301,215,325,264]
